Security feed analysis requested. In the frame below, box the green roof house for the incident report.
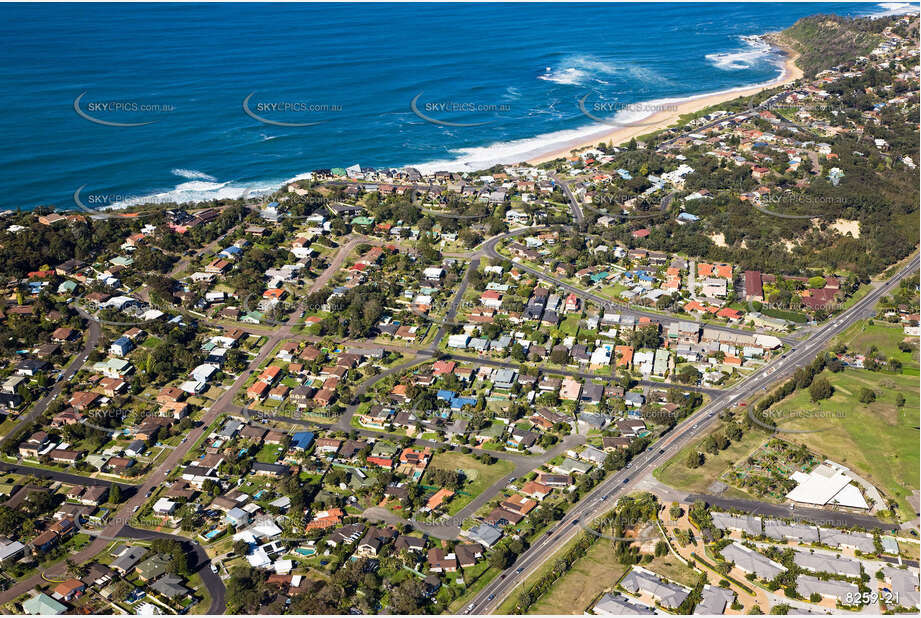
[22,593,67,615]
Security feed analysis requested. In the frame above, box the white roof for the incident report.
[786,464,853,505]
[153,497,176,513]
[246,546,271,568]
[829,483,869,509]
[754,334,782,349]
[250,519,283,540]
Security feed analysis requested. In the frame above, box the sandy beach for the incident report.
[527,45,803,165]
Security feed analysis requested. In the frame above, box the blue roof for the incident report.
[436,390,455,401]
[678,212,700,221]
[451,397,477,409]
[291,431,314,449]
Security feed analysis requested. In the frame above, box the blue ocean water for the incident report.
[0,2,913,210]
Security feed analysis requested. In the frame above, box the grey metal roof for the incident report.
[719,542,785,580]
[711,512,762,536]
[818,529,876,553]
[795,574,859,602]
[763,519,820,543]
[792,551,861,577]
[693,585,735,615]
[619,568,690,609]
[593,593,655,615]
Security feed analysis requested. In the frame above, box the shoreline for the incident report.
[526,43,803,165]
[97,44,805,212]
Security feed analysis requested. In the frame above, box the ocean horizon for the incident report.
[0,1,916,211]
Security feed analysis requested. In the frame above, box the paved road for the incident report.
[467,253,919,614]
[553,174,583,225]
[0,462,135,490]
[685,494,899,531]
[306,234,382,295]
[0,306,296,610]
[0,307,101,449]
[120,526,225,614]
[479,232,800,347]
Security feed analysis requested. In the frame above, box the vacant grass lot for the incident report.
[424,451,514,516]
[654,425,771,497]
[527,540,632,614]
[523,540,700,614]
[766,368,919,521]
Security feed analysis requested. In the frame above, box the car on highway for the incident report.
[210,564,218,574]
[622,478,630,484]
[659,449,665,454]
[691,424,698,429]
[464,604,475,614]
[487,594,495,601]
[145,488,153,497]
[516,567,524,573]
[132,505,139,512]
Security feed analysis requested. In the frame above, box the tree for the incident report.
[489,547,513,570]
[109,484,121,504]
[676,364,701,385]
[66,558,87,578]
[550,346,569,365]
[808,376,833,402]
[686,451,704,468]
[858,387,876,404]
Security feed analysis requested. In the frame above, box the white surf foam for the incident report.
[407,67,789,174]
[706,35,778,71]
[171,168,217,181]
[538,55,670,87]
[870,2,920,17]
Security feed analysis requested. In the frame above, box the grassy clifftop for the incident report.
[773,14,885,77]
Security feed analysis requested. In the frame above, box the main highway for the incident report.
[467,252,919,614]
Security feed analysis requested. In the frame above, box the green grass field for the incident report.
[654,425,771,497]
[765,368,919,521]
[519,538,699,614]
[526,540,632,614]
[424,451,514,516]
[656,366,919,520]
